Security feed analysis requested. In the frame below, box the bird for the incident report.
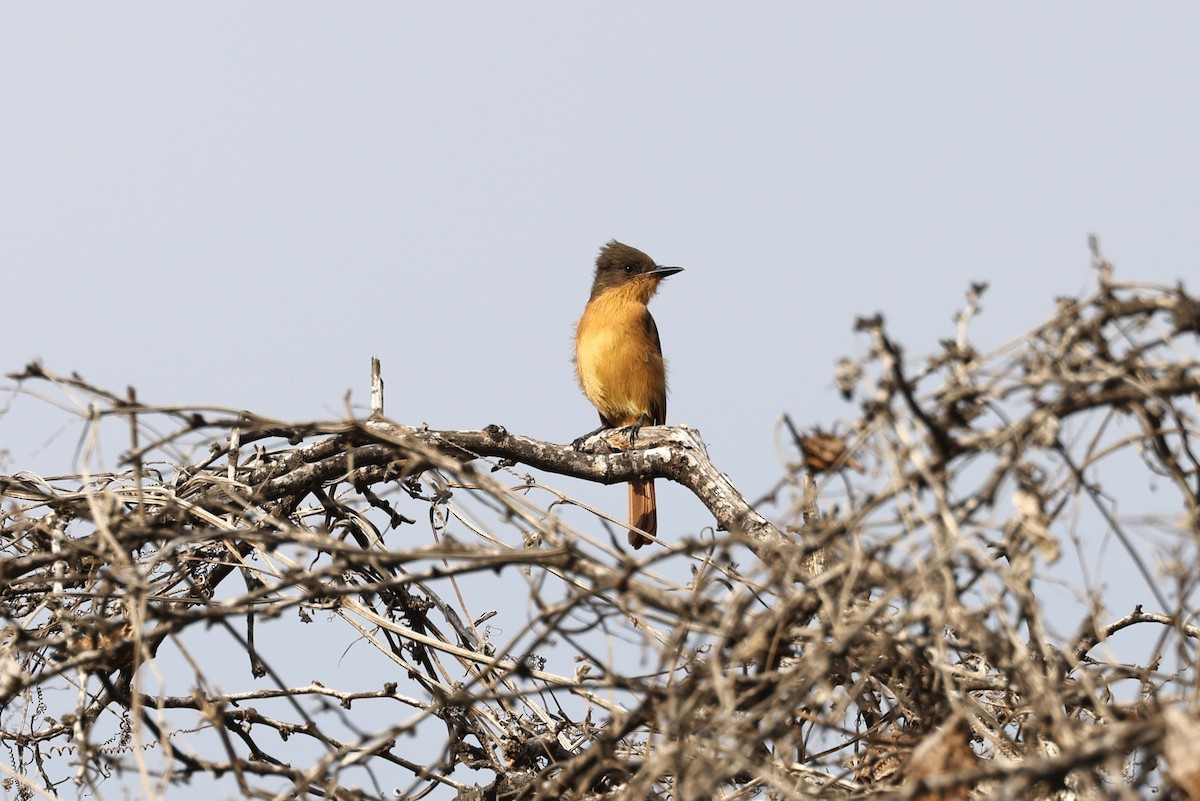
[573,240,682,548]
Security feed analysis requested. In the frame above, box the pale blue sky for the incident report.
[4,5,1197,502]
[2,6,1197,794]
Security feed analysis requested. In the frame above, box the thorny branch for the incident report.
[1,251,1199,800]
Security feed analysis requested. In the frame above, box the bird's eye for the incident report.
[623,264,635,273]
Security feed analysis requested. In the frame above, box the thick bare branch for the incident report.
[2,257,1199,800]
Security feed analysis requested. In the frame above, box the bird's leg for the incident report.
[572,424,609,450]
[621,414,651,446]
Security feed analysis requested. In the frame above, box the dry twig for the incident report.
[1,252,1198,800]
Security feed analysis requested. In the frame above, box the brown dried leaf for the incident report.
[1164,706,1200,801]
[856,727,916,786]
[906,717,976,801]
[798,427,864,474]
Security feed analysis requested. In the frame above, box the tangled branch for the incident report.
[1,247,1199,800]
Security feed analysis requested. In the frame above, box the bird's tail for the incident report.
[628,479,656,549]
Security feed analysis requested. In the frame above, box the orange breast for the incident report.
[575,290,666,427]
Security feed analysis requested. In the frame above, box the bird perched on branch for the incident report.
[574,241,682,548]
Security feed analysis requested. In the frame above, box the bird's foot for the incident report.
[619,415,650,446]
[572,425,608,451]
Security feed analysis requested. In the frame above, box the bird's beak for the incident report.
[648,265,684,279]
